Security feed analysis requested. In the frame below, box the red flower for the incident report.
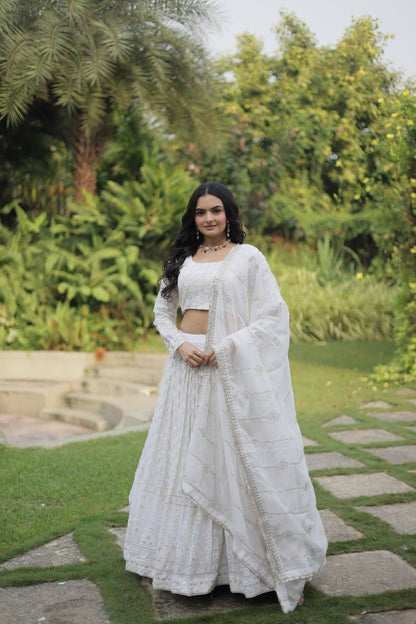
[95,347,107,361]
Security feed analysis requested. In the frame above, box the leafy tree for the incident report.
[186,11,404,262]
[0,0,219,201]
[370,88,416,383]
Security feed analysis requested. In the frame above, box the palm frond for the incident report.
[0,29,33,78]
[0,80,35,125]
[66,0,94,25]
[52,66,84,113]
[81,35,117,86]
[79,88,109,131]
[90,17,132,63]
[1,0,221,167]
[0,0,18,34]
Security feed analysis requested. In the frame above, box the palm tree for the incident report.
[0,0,219,201]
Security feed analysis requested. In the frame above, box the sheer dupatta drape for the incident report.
[183,244,327,613]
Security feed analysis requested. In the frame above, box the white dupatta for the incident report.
[182,244,327,613]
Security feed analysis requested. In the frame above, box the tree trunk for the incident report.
[70,114,107,202]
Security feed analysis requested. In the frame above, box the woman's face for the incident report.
[194,194,227,239]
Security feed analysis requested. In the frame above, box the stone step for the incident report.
[71,377,157,396]
[64,392,124,429]
[0,381,71,417]
[123,409,155,426]
[95,352,168,369]
[39,407,109,432]
[64,391,158,429]
[87,365,163,386]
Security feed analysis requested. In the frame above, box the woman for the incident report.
[123,182,327,613]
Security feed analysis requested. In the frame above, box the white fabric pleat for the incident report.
[124,341,274,597]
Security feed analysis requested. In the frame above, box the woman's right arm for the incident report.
[153,280,188,353]
[153,280,207,367]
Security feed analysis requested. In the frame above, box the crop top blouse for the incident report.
[153,256,223,352]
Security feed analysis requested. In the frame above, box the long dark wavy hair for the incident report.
[161,181,246,298]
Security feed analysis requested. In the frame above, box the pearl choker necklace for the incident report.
[199,240,230,253]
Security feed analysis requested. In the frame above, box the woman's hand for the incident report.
[205,349,217,367]
[178,342,207,368]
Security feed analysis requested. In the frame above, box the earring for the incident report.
[196,228,200,241]
[226,221,230,240]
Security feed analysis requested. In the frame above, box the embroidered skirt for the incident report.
[123,334,306,602]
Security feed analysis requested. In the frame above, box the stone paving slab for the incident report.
[407,398,416,408]
[0,580,110,624]
[350,609,416,623]
[119,505,130,513]
[302,435,320,447]
[319,509,362,542]
[357,501,416,534]
[0,534,86,570]
[369,412,416,423]
[109,527,126,549]
[314,472,415,499]
[396,388,416,396]
[359,401,394,409]
[323,415,358,427]
[141,578,278,620]
[306,452,364,471]
[0,413,91,448]
[311,550,416,596]
[406,426,416,434]
[364,445,416,465]
[329,429,403,445]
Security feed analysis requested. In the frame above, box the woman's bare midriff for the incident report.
[180,309,209,334]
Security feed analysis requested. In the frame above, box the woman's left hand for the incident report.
[205,349,217,367]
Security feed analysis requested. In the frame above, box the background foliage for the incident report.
[0,7,414,382]
[0,192,396,351]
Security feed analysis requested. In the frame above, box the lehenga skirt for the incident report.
[123,334,306,602]
[123,334,275,597]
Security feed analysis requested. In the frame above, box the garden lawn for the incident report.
[1,339,416,624]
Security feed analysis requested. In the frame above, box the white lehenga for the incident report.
[123,244,327,613]
[124,335,274,597]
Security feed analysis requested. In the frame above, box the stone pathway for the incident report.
[311,550,416,596]
[356,501,416,534]
[0,581,110,624]
[0,534,86,570]
[351,610,416,624]
[368,411,416,422]
[305,451,364,471]
[328,428,404,444]
[359,401,394,409]
[1,386,416,623]
[302,435,320,447]
[323,414,358,427]
[0,413,92,448]
[315,472,414,498]
[364,445,416,464]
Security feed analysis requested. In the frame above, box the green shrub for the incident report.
[0,159,196,351]
[0,192,396,351]
[267,242,395,343]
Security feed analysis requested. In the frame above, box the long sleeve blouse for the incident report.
[153,280,188,353]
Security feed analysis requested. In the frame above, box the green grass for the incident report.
[1,340,416,623]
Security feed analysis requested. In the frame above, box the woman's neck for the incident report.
[201,234,228,247]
